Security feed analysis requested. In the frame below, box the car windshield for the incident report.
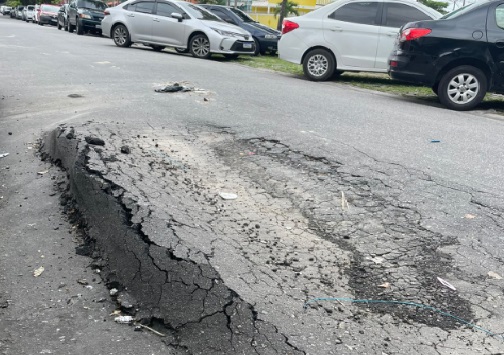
[441,2,480,19]
[77,0,107,10]
[41,5,60,12]
[230,7,255,22]
[180,3,222,21]
[27,6,34,10]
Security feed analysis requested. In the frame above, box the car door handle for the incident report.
[127,13,134,17]
[496,40,504,48]
[386,31,397,37]
[153,17,160,22]
[328,26,342,32]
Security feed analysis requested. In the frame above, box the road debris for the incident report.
[77,279,88,285]
[109,288,119,296]
[437,277,456,291]
[155,83,193,93]
[378,282,390,288]
[341,191,350,210]
[0,153,9,159]
[464,214,476,219]
[219,192,238,200]
[84,136,105,146]
[487,271,502,280]
[120,145,131,154]
[135,324,166,337]
[33,266,44,277]
[114,315,134,324]
[430,140,441,143]
[37,171,49,175]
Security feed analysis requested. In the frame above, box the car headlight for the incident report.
[264,34,278,39]
[211,28,241,38]
[79,13,91,19]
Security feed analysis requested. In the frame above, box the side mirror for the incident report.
[171,12,183,22]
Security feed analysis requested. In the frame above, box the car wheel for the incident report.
[302,48,335,81]
[76,19,83,35]
[57,22,61,30]
[189,34,211,59]
[174,47,189,54]
[150,45,165,52]
[68,20,74,33]
[224,54,239,60]
[112,24,131,47]
[64,21,68,31]
[38,21,43,26]
[253,38,260,56]
[438,65,487,111]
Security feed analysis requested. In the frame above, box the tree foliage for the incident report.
[274,0,299,30]
[419,0,449,13]
[198,0,226,4]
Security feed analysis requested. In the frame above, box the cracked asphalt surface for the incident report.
[2,15,504,355]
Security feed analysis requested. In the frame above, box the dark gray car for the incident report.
[67,0,106,35]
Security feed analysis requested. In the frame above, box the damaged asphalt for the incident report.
[37,123,503,354]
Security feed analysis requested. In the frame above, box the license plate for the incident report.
[243,43,252,49]
[95,25,101,29]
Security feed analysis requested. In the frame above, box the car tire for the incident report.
[150,45,165,52]
[224,54,239,60]
[38,21,43,26]
[68,20,74,33]
[253,38,260,56]
[112,24,132,48]
[189,34,211,59]
[302,48,335,82]
[437,65,487,111]
[174,47,189,54]
[57,22,61,30]
[76,19,84,35]
[333,70,344,79]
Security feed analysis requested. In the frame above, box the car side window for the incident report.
[212,9,235,23]
[328,2,379,25]
[496,4,504,29]
[128,1,155,14]
[156,2,179,17]
[383,3,431,27]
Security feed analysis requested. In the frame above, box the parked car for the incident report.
[278,0,441,81]
[101,0,256,59]
[1,6,12,15]
[67,0,106,35]
[57,4,69,30]
[15,6,24,19]
[10,7,16,18]
[388,0,504,110]
[22,5,35,22]
[38,4,60,26]
[34,4,40,23]
[199,4,280,55]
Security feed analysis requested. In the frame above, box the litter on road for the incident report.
[437,277,456,291]
[155,83,193,93]
[0,153,9,158]
[219,192,238,200]
[33,266,44,277]
[114,315,134,324]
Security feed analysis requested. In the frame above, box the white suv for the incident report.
[278,0,441,81]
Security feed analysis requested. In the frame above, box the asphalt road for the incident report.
[1,14,504,355]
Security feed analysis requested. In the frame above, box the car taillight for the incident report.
[282,20,299,35]
[104,9,109,15]
[400,28,431,42]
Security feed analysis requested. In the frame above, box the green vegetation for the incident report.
[419,0,449,13]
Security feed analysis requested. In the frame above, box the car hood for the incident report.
[200,20,251,36]
[241,22,280,36]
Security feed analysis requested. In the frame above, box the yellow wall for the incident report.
[268,0,316,5]
[249,13,280,28]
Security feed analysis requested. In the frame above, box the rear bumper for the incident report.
[388,51,437,87]
[258,37,279,52]
[40,14,58,24]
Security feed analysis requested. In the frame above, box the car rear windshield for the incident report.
[441,2,482,19]
[77,0,107,10]
[41,5,60,12]
[230,7,255,22]
[181,3,222,22]
[27,6,34,10]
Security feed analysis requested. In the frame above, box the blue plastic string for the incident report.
[304,297,504,342]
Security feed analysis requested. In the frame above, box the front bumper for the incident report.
[40,14,58,24]
[213,38,255,55]
[80,18,103,31]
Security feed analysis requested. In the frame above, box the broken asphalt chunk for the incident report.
[84,136,105,146]
[155,83,193,93]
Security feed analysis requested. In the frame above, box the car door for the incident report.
[151,1,187,45]
[375,2,433,69]
[123,1,156,42]
[323,1,382,70]
[486,2,504,90]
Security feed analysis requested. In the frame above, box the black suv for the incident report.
[389,0,504,110]
[67,0,106,35]
[199,5,280,55]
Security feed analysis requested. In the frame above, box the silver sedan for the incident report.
[101,0,255,59]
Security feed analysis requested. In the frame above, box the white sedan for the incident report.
[278,0,441,81]
[101,0,255,59]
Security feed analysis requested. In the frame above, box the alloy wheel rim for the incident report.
[192,37,209,57]
[447,73,479,104]
[114,27,126,45]
[307,54,328,77]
